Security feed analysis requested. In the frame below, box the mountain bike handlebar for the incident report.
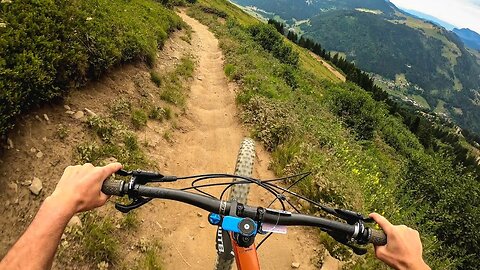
[102,179,387,246]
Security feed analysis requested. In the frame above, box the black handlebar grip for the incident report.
[369,228,387,246]
[101,180,124,196]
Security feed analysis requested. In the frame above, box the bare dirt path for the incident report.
[135,13,324,270]
[309,52,346,82]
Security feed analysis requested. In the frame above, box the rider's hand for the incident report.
[369,213,430,270]
[48,163,122,216]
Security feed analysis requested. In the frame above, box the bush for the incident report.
[326,84,384,140]
[247,24,299,66]
[0,0,182,138]
[199,5,228,18]
[243,97,297,151]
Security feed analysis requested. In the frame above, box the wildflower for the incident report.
[86,17,93,21]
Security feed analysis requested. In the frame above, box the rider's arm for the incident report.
[0,163,121,270]
[370,213,431,270]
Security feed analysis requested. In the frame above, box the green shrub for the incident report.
[131,110,148,129]
[243,97,297,150]
[86,116,119,143]
[110,98,132,118]
[326,84,384,140]
[247,24,299,66]
[224,63,236,79]
[0,0,182,138]
[148,106,164,120]
[199,5,228,18]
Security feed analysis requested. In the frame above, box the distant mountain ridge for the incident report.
[395,8,480,51]
[453,28,480,50]
[399,8,456,30]
[230,0,480,134]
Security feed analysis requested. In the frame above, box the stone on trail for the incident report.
[36,151,44,158]
[84,108,97,117]
[72,111,84,119]
[291,262,300,268]
[65,110,75,115]
[64,105,71,110]
[29,177,43,195]
[20,179,32,186]
[7,138,14,149]
[43,114,50,121]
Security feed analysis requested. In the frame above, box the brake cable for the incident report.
[112,169,375,253]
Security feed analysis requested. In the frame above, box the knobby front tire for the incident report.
[213,138,256,270]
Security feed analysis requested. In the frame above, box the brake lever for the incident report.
[327,231,367,255]
[334,209,373,224]
[115,197,153,213]
[115,169,177,183]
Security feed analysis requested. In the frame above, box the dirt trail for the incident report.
[309,52,346,82]
[135,13,325,269]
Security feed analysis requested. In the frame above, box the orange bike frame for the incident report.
[231,233,261,270]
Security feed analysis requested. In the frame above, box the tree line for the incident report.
[268,18,480,176]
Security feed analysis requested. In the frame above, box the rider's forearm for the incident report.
[0,196,74,270]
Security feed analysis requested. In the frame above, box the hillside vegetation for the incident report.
[0,0,183,139]
[190,1,479,269]
[230,0,480,137]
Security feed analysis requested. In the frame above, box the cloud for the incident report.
[390,0,480,33]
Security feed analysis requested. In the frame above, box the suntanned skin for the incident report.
[0,163,121,270]
[370,213,431,270]
[0,163,429,270]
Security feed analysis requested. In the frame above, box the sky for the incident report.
[389,0,480,34]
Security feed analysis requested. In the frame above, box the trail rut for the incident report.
[135,13,324,269]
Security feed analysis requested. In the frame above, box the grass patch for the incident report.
[86,116,119,143]
[164,107,173,120]
[81,213,118,264]
[121,212,139,229]
[110,98,132,118]
[150,71,163,87]
[56,124,69,140]
[0,0,183,138]
[163,130,173,143]
[79,116,148,170]
[135,241,163,270]
[158,55,196,106]
[131,109,148,129]
[224,63,236,79]
[180,24,193,44]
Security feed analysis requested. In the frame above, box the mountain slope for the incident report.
[231,0,397,20]
[453,28,480,50]
[229,0,480,134]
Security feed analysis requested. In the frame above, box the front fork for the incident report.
[232,237,260,270]
[211,211,261,270]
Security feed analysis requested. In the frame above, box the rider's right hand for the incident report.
[369,213,431,270]
[48,163,122,216]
